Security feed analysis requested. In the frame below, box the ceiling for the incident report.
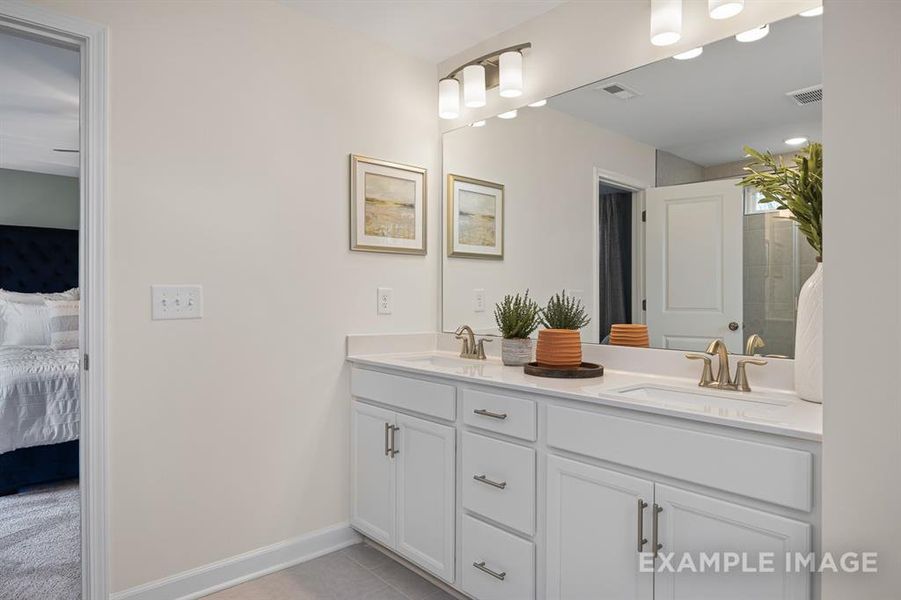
[550,14,822,167]
[283,0,564,63]
[0,29,80,178]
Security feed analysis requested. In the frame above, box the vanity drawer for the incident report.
[462,515,534,600]
[546,405,813,511]
[462,432,535,535]
[463,388,537,441]
[351,367,456,421]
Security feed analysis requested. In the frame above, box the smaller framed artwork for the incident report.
[350,154,427,255]
[447,174,504,259]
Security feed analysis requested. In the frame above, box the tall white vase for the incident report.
[795,262,823,403]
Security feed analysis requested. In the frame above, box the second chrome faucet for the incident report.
[686,338,767,392]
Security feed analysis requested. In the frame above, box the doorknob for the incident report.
[728,321,740,331]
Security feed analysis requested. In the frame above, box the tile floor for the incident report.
[204,543,458,600]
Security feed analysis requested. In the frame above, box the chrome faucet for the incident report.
[686,338,768,392]
[454,325,492,360]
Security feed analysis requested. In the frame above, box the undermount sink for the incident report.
[613,384,792,414]
[401,355,482,368]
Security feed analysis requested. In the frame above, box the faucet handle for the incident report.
[685,353,714,387]
[734,358,768,392]
[475,337,493,360]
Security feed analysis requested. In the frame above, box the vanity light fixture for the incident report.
[497,110,518,120]
[735,24,770,43]
[650,0,682,47]
[463,64,487,108]
[437,42,531,119]
[708,0,743,20]
[438,78,460,120]
[673,47,703,60]
[470,120,487,128]
[799,6,823,17]
[528,99,547,107]
[785,136,808,146]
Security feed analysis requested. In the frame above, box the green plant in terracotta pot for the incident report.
[494,291,543,366]
[537,291,590,368]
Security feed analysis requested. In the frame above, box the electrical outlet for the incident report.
[377,287,393,315]
[473,289,486,312]
[152,285,203,320]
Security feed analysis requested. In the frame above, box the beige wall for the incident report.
[437,0,819,130]
[822,0,901,596]
[0,167,79,229]
[37,0,439,592]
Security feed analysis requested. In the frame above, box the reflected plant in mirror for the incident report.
[494,291,542,366]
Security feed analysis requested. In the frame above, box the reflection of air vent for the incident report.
[597,82,642,100]
[787,84,822,106]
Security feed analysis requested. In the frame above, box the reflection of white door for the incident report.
[645,179,743,352]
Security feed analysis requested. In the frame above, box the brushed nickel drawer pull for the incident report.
[473,408,508,420]
[388,425,400,458]
[637,498,648,553]
[473,561,506,581]
[384,422,390,456]
[473,474,507,489]
[652,503,663,558]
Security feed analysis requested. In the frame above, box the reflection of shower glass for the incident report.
[743,187,782,215]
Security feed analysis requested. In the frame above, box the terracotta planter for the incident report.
[501,338,533,366]
[536,329,582,368]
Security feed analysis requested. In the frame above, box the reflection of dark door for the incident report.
[599,186,632,343]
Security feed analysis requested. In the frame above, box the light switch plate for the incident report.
[152,285,203,320]
[377,287,393,315]
[473,289,486,312]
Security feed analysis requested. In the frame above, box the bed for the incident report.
[0,224,80,495]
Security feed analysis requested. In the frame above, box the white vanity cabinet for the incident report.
[348,362,821,600]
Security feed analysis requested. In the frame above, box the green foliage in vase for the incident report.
[541,290,590,330]
[494,291,543,339]
[740,143,823,258]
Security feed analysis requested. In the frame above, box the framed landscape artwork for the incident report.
[447,174,504,259]
[350,155,427,255]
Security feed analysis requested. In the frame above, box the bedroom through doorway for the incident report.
[0,26,83,600]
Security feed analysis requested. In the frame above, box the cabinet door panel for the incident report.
[654,484,811,600]
[351,401,396,547]
[546,455,654,600]
[395,413,456,582]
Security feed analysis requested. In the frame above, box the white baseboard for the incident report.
[110,523,361,600]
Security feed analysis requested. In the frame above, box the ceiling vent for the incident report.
[787,84,822,106]
[596,82,642,100]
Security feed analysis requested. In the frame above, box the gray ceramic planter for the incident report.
[501,337,533,366]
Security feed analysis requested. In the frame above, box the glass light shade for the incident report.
[650,0,682,46]
[735,24,770,43]
[673,47,703,60]
[528,99,547,107]
[463,64,486,108]
[785,137,808,146]
[438,78,460,120]
[708,0,743,19]
[499,51,523,98]
[799,6,823,17]
[497,110,518,119]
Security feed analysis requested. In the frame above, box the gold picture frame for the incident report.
[350,154,427,255]
[447,174,504,259]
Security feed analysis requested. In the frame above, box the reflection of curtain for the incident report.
[599,192,632,341]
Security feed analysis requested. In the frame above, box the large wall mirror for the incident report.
[442,13,821,358]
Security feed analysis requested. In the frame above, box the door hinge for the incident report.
[642,299,647,311]
[83,353,89,371]
[641,210,646,222]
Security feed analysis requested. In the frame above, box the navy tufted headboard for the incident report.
[0,225,79,293]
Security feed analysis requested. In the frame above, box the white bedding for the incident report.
[0,346,80,455]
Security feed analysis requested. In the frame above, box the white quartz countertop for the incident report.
[347,351,822,442]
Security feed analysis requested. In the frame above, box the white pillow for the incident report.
[0,288,80,304]
[45,300,79,350]
[0,300,51,347]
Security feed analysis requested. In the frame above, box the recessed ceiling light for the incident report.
[528,99,547,107]
[497,110,518,120]
[709,0,744,20]
[785,137,808,146]
[799,6,823,17]
[673,47,703,60]
[470,120,486,128]
[736,24,769,43]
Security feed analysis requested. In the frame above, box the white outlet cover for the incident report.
[473,289,486,312]
[152,285,203,320]
[377,287,393,315]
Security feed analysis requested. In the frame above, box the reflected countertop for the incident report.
[347,351,822,442]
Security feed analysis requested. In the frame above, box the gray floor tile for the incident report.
[371,561,443,600]
[340,543,396,570]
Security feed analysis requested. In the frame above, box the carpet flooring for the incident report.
[0,480,81,600]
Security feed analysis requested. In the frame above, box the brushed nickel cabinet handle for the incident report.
[652,503,663,558]
[473,474,507,489]
[388,425,400,458]
[384,422,390,456]
[637,499,648,552]
[473,561,506,581]
[473,408,508,420]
